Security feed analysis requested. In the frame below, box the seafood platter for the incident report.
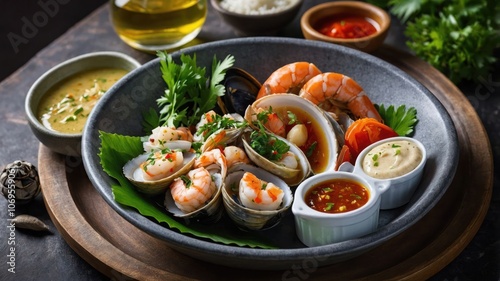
[82,37,458,269]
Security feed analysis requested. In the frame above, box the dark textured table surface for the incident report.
[1,1,498,280]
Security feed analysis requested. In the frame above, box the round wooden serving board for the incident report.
[38,46,493,280]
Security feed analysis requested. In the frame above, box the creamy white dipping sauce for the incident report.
[362,140,423,179]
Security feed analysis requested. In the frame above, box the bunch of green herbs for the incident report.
[250,108,290,161]
[368,0,500,84]
[144,51,235,131]
[376,104,418,136]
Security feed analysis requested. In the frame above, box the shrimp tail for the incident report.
[257,62,322,99]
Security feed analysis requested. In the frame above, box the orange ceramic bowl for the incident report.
[300,1,390,53]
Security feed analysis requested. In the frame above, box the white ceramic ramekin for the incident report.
[292,171,389,247]
[340,136,427,209]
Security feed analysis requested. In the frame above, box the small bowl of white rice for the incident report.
[211,0,304,36]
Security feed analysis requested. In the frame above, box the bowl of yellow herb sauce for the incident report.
[26,51,141,156]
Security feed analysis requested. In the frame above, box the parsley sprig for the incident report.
[367,0,500,84]
[195,113,247,142]
[376,104,418,136]
[154,51,235,129]
[249,109,290,161]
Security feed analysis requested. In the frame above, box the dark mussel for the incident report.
[218,68,261,116]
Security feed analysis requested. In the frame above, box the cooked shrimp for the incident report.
[140,150,184,181]
[257,62,322,99]
[170,167,216,213]
[194,110,243,143]
[195,110,217,135]
[144,126,194,151]
[195,148,228,178]
[238,172,284,210]
[299,72,382,122]
[223,146,249,168]
[275,151,298,169]
[264,112,286,137]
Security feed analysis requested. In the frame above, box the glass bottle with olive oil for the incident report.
[110,0,207,52]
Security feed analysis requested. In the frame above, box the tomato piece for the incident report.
[344,118,398,161]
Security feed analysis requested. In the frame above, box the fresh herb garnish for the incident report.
[350,194,362,200]
[73,107,84,116]
[196,113,247,141]
[371,153,379,167]
[376,104,418,136]
[250,130,289,161]
[180,175,192,188]
[367,0,500,84]
[324,203,335,211]
[305,141,317,158]
[62,115,76,123]
[322,187,333,193]
[250,111,290,161]
[153,51,235,128]
[287,111,298,125]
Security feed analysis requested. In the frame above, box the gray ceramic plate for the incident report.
[82,37,458,270]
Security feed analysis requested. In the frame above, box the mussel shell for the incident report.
[222,164,293,231]
[219,68,261,116]
[241,131,310,187]
[123,151,196,195]
[245,94,339,174]
[164,173,224,223]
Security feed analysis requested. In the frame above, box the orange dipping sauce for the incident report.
[315,14,378,39]
[305,179,369,213]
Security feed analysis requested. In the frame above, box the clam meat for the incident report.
[123,149,196,195]
[143,126,194,152]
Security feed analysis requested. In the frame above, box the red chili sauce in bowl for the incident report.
[314,14,378,39]
[305,179,369,213]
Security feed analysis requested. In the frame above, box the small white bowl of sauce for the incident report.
[292,171,390,247]
[25,51,141,156]
[340,137,427,209]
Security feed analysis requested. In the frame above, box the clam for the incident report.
[163,147,228,223]
[222,163,293,231]
[245,93,339,174]
[123,150,196,195]
[218,68,261,116]
[163,171,224,223]
[194,110,247,152]
[241,131,310,187]
[199,116,246,152]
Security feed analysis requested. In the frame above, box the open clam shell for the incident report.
[245,93,339,174]
[123,151,196,195]
[222,164,293,231]
[163,173,224,223]
[241,131,310,187]
[143,139,192,153]
[201,127,243,153]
